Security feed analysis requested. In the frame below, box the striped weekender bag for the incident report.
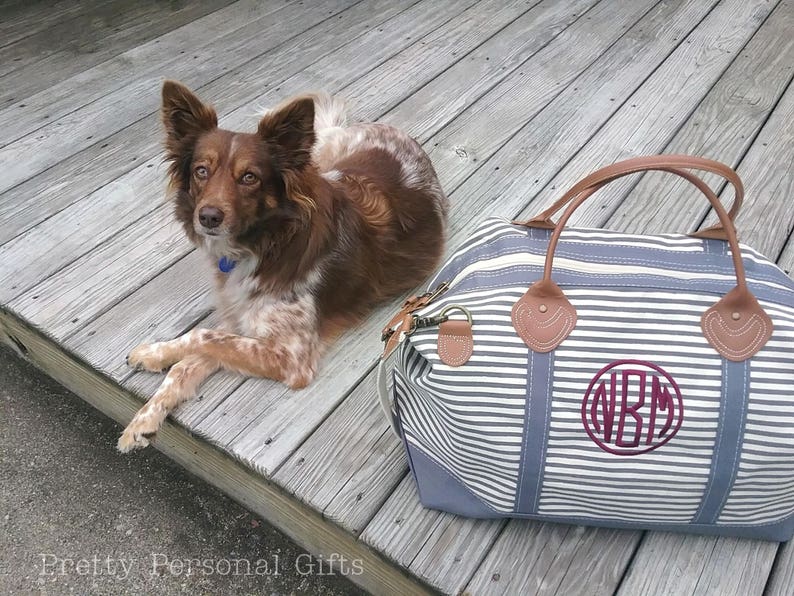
[378,155,794,540]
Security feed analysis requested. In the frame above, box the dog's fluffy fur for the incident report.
[118,80,448,451]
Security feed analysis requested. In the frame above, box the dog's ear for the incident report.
[161,80,217,147]
[257,96,316,172]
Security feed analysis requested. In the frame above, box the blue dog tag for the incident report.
[218,256,237,273]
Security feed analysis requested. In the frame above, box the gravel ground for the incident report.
[0,346,366,595]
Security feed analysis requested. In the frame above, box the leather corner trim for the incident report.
[701,287,773,361]
[438,319,473,366]
[512,280,577,352]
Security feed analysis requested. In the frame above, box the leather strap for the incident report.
[512,156,772,361]
[515,155,744,241]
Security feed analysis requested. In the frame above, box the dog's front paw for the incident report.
[117,412,161,453]
[126,342,173,372]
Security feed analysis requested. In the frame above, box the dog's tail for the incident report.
[312,92,348,131]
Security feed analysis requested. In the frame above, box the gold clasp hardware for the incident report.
[406,304,473,337]
[381,281,451,343]
[439,305,473,325]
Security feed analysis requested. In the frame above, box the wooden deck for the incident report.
[1,0,793,593]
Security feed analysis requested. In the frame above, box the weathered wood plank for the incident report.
[0,0,404,245]
[66,250,211,381]
[765,539,794,596]
[0,115,160,247]
[465,523,639,596]
[0,0,178,77]
[606,2,794,242]
[0,0,101,50]
[0,0,281,142]
[360,476,452,567]
[702,84,794,258]
[0,310,436,596]
[618,535,777,596]
[347,0,598,122]
[0,0,418,305]
[409,515,504,593]
[443,0,772,246]
[272,380,405,535]
[0,0,354,236]
[0,0,235,102]
[385,0,656,153]
[7,202,187,337]
[507,0,777,229]
[0,0,120,77]
[0,0,358,190]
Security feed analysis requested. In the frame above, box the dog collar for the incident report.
[218,256,237,273]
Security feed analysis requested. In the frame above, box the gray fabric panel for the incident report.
[515,350,554,514]
[692,359,752,524]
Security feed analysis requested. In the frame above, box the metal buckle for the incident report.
[381,281,451,343]
[438,304,473,325]
[406,304,473,337]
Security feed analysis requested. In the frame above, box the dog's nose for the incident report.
[198,206,225,229]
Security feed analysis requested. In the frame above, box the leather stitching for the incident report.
[438,331,472,367]
[514,303,574,351]
[703,311,768,359]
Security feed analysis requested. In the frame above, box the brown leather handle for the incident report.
[516,155,744,240]
[511,156,772,361]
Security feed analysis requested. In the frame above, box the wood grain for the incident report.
[0,0,103,50]
[765,539,794,596]
[0,0,403,244]
[508,0,777,229]
[272,380,406,536]
[0,0,358,191]
[418,0,660,190]
[465,523,639,596]
[0,0,234,101]
[606,0,794,241]
[352,0,598,123]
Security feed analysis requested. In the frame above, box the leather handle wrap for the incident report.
[511,155,772,361]
[516,155,744,240]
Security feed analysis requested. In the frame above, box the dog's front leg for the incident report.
[183,329,321,390]
[118,353,220,452]
[126,327,221,372]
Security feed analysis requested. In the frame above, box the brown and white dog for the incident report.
[117,81,448,452]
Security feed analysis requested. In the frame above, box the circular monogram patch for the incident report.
[581,360,684,456]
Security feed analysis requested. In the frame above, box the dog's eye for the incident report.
[194,166,209,179]
[241,172,258,185]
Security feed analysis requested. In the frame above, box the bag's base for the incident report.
[404,441,794,542]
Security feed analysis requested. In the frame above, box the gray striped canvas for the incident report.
[390,217,794,541]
